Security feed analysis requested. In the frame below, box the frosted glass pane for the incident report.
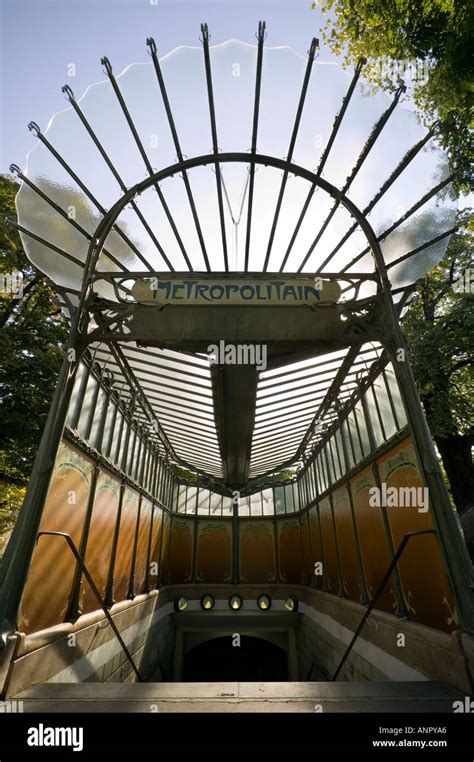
[373,376,397,441]
[294,482,301,511]
[328,437,341,481]
[186,486,197,515]
[101,400,116,455]
[66,363,86,426]
[318,453,328,493]
[250,492,263,516]
[385,365,408,429]
[347,411,363,464]
[125,429,137,475]
[177,484,187,514]
[366,387,384,447]
[261,489,274,515]
[158,466,166,503]
[355,400,371,457]
[210,492,223,515]
[341,420,355,470]
[77,375,97,439]
[238,495,250,516]
[197,488,210,515]
[311,462,318,499]
[170,481,179,513]
[334,429,346,473]
[285,484,295,513]
[274,486,286,515]
[305,468,313,502]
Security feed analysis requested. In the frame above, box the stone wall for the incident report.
[294,587,473,692]
[5,591,176,697]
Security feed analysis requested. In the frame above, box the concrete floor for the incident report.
[14,681,463,713]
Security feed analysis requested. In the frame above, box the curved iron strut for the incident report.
[262,36,319,272]
[245,21,266,272]
[100,56,193,270]
[201,24,229,272]
[279,57,366,272]
[146,37,210,270]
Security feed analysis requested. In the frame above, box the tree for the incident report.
[0,174,69,544]
[402,212,474,554]
[318,0,473,193]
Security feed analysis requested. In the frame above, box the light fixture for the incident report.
[200,594,215,611]
[257,594,271,611]
[174,596,187,612]
[284,595,298,612]
[229,594,242,611]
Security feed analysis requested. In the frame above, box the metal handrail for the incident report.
[331,529,435,681]
[36,531,143,682]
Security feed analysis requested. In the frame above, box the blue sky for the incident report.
[0,0,331,171]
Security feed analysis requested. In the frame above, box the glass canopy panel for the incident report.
[89,342,223,478]
[16,40,456,293]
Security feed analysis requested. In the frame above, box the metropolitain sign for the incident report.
[132,276,341,307]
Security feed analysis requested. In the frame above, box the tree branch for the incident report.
[448,359,473,376]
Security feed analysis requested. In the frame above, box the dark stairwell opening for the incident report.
[183,635,289,682]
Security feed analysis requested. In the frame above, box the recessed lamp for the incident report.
[229,594,242,611]
[285,596,298,612]
[257,594,271,611]
[201,594,215,611]
[174,596,187,612]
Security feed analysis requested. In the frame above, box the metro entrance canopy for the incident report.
[1,23,473,663]
[8,27,457,484]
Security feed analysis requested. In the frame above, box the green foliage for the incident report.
[172,465,200,484]
[319,0,473,192]
[402,213,473,438]
[0,451,25,538]
[270,468,298,482]
[0,174,69,520]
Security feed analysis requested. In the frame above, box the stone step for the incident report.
[14,681,463,713]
